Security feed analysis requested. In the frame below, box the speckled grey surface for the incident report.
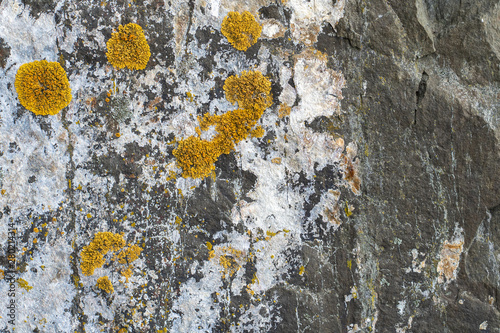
[0,0,499,332]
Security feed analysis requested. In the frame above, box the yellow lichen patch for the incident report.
[223,70,272,110]
[209,246,246,279]
[278,103,291,118]
[173,136,218,179]
[246,273,259,295]
[173,71,272,179]
[221,11,262,51]
[17,278,33,291]
[106,23,151,70]
[80,232,126,276]
[250,126,265,138]
[115,244,143,264]
[15,60,72,115]
[121,266,133,282]
[96,276,114,293]
[344,201,354,217]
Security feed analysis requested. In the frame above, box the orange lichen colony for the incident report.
[115,244,143,264]
[96,276,114,293]
[221,11,262,51]
[106,23,151,70]
[80,232,125,276]
[173,70,272,179]
[15,60,72,115]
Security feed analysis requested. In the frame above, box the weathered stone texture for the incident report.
[0,0,499,332]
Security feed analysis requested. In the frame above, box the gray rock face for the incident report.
[0,0,499,332]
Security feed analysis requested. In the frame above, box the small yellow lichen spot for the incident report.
[278,104,291,118]
[115,133,121,138]
[209,246,245,278]
[33,228,39,233]
[0,269,4,280]
[15,60,72,115]
[80,232,126,276]
[299,266,305,276]
[17,278,33,291]
[266,230,278,238]
[1,189,6,195]
[221,11,262,51]
[86,213,92,219]
[96,276,114,293]
[121,266,133,282]
[33,238,38,244]
[345,201,353,217]
[166,170,177,181]
[106,23,151,70]
[206,242,212,250]
[271,157,282,164]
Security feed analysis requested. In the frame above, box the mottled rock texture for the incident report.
[0,0,499,332]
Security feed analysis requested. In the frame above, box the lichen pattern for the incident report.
[173,70,272,179]
[106,23,151,70]
[96,276,114,293]
[80,232,126,276]
[221,11,262,51]
[14,60,72,115]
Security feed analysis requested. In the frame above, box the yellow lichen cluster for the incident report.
[115,244,143,264]
[121,266,133,282]
[278,103,291,118]
[96,276,114,293]
[80,232,125,276]
[173,70,272,179]
[17,278,33,291]
[221,11,262,51]
[106,23,151,70]
[80,232,143,294]
[208,246,245,279]
[15,60,72,115]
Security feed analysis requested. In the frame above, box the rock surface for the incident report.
[0,0,499,332]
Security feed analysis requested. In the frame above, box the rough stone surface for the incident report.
[0,0,499,332]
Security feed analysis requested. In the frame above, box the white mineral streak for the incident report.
[169,257,223,331]
[0,0,57,63]
[3,238,75,332]
[287,0,345,44]
[405,248,426,274]
[208,0,221,17]
[229,49,347,293]
[261,19,286,39]
[309,189,342,227]
[291,49,344,129]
